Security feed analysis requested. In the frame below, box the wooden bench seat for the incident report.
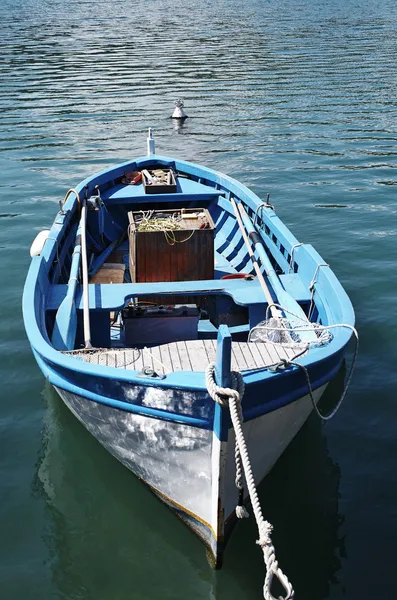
[46,274,311,312]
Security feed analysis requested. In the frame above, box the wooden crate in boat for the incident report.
[127,208,214,304]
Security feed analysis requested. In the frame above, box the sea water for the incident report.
[1,0,396,597]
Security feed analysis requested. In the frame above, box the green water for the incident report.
[1,0,396,597]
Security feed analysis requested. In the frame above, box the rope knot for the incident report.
[256,521,274,547]
[205,362,245,407]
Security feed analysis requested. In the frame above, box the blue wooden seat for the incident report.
[47,274,311,312]
[101,177,222,205]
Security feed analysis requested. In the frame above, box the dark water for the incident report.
[1,0,396,597]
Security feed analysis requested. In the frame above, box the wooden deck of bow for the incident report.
[75,340,299,375]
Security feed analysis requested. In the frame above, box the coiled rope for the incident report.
[205,363,294,600]
[133,210,195,246]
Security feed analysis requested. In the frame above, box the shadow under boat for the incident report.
[32,364,346,599]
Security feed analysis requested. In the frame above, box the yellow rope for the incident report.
[135,211,195,246]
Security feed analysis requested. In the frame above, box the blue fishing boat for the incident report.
[23,130,356,596]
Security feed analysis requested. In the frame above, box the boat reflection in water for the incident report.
[223,365,346,600]
[33,366,346,599]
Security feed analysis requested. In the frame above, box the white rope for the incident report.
[143,346,168,373]
[273,323,359,421]
[206,363,294,600]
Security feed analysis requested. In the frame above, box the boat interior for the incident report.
[43,159,323,373]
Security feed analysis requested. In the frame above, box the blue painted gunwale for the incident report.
[23,154,355,437]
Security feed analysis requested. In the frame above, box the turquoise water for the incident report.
[1,0,397,597]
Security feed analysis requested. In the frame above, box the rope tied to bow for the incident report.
[205,363,294,600]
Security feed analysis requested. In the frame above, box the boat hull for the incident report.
[22,149,355,569]
[54,382,327,565]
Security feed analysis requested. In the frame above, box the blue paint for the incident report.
[89,238,120,278]
[5,5,394,593]
[34,352,212,429]
[51,221,82,351]
[23,153,355,441]
[46,277,281,310]
[213,326,232,442]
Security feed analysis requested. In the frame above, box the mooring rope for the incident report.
[249,301,359,421]
[272,322,359,421]
[205,363,294,600]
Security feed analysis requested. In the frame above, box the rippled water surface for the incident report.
[1,0,397,598]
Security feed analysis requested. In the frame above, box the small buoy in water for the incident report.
[172,98,187,120]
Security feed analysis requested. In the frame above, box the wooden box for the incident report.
[128,208,214,304]
[142,168,177,194]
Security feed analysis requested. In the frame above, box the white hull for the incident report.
[54,383,327,561]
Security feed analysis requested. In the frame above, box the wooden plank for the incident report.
[237,342,258,370]
[203,339,217,363]
[255,342,274,366]
[247,342,266,368]
[286,345,300,359]
[186,341,207,372]
[272,343,290,362]
[231,342,248,371]
[176,341,193,371]
[121,339,303,375]
[133,349,144,371]
[90,263,125,284]
[170,234,179,286]
[263,342,281,365]
[230,344,239,371]
[149,345,165,375]
[114,351,122,369]
[168,342,183,371]
[141,347,154,371]
[159,343,173,373]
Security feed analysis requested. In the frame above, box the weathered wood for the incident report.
[203,339,217,364]
[114,340,300,373]
[255,341,275,366]
[168,343,183,371]
[176,341,193,371]
[133,349,144,372]
[128,208,215,305]
[246,341,264,367]
[159,343,173,373]
[90,263,125,284]
[238,342,258,370]
[149,345,165,374]
[186,340,208,372]
[231,342,248,370]
[75,338,298,374]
